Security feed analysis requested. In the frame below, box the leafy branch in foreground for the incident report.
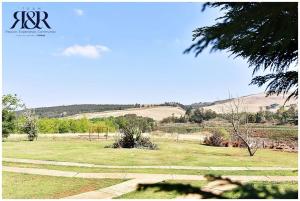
[185,2,298,101]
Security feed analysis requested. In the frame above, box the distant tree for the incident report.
[190,108,204,123]
[185,3,298,102]
[203,109,217,120]
[247,113,256,123]
[185,106,193,117]
[2,94,24,139]
[21,109,38,141]
[57,120,70,133]
[115,114,156,133]
[189,108,217,123]
[255,112,265,123]
[276,105,298,125]
[286,104,298,123]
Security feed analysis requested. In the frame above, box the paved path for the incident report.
[64,178,165,199]
[3,166,297,182]
[3,158,297,171]
[3,166,297,199]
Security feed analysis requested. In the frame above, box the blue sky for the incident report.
[3,2,262,107]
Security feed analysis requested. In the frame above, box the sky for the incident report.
[3,2,262,108]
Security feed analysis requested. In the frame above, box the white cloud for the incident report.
[74,9,84,16]
[61,44,110,59]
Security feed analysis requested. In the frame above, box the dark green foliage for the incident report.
[276,105,298,125]
[115,114,156,133]
[190,109,204,123]
[2,110,16,138]
[109,125,157,150]
[247,113,256,123]
[255,112,265,123]
[185,107,193,116]
[159,102,187,110]
[189,108,217,123]
[185,2,298,101]
[2,94,24,138]
[160,116,188,124]
[18,104,140,118]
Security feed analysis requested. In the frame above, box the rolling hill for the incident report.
[67,106,186,121]
[203,93,298,113]
[23,92,297,120]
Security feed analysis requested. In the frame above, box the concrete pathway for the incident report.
[3,166,297,199]
[177,179,242,199]
[3,158,297,171]
[64,178,165,199]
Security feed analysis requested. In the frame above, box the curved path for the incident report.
[3,158,297,171]
[3,166,298,199]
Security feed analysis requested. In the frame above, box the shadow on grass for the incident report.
[137,174,298,199]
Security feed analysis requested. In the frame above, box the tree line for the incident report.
[161,105,298,125]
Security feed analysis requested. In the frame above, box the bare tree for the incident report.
[223,96,259,156]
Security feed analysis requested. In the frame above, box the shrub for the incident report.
[108,125,157,150]
[161,115,188,124]
[203,128,230,147]
[189,108,217,123]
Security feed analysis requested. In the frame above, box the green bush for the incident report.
[161,116,188,123]
[108,125,157,150]
[2,94,23,139]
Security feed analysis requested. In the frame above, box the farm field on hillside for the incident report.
[67,106,186,121]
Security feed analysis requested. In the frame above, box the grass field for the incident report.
[3,162,297,176]
[3,138,298,167]
[2,172,124,199]
[118,180,298,199]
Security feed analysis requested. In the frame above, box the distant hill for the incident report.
[203,93,298,113]
[19,104,140,118]
[20,92,297,119]
[67,106,186,121]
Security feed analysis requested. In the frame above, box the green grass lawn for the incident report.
[3,162,298,176]
[2,172,125,199]
[3,138,298,167]
[118,180,298,199]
